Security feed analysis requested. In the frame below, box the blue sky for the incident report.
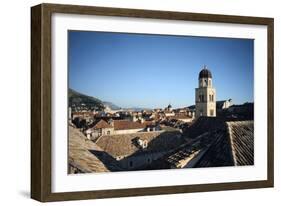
[68,31,254,109]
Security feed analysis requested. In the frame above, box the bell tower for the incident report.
[195,65,216,118]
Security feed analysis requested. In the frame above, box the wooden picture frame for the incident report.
[31,3,274,202]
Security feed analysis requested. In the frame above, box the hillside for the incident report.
[68,88,104,110]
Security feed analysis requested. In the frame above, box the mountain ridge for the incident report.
[68,88,104,110]
[69,88,122,111]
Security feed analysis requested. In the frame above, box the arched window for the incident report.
[209,94,214,102]
[198,94,204,102]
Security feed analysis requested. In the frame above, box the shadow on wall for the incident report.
[18,190,30,198]
[89,131,185,172]
[88,150,122,171]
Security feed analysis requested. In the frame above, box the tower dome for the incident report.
[199,66,212,79]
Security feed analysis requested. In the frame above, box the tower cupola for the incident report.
[198,65,213,88]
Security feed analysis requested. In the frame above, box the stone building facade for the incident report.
[195,66,216,118]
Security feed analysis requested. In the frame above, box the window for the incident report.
[107,131,110,135]
[198,94,205,102]
[129,161,133,167]
[210,109,214,116]
[209,94,214,102]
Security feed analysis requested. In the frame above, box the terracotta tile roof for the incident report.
[166,119,254,168]
[68,126,121,173]
[143,120,156,126]
[191,130,235,167]
[113,120,145,130]
[226,121,254,165]
[193,121,254,167]
[170,114,191,120]
[90,119,113,129]
[183,116,225,139]
[96,131,184,157]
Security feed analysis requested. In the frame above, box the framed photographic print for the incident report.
[31,3,274,202]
